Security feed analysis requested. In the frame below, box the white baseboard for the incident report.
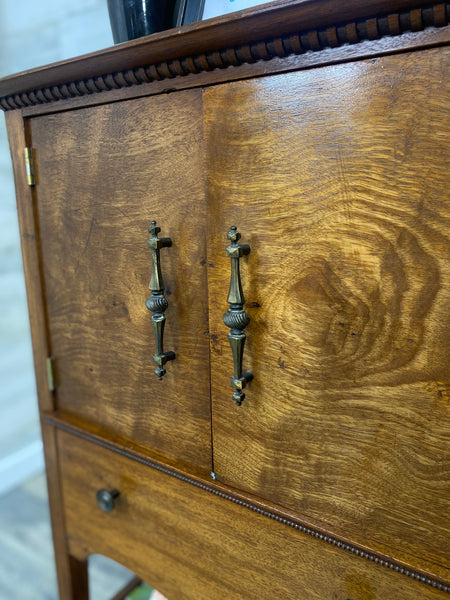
[0,439,44,496]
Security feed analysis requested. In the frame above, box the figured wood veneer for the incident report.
[58,428,449,599]
[206,46,450,578]
[2,1,449,597]
[29,91,212,474]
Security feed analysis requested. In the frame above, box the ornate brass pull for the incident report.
[145,221,175,379]
[223,226,253,405]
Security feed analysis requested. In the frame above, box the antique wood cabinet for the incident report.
[1,1,449,598]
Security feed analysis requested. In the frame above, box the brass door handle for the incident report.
[223,226,253,405]
[146,221,176,379]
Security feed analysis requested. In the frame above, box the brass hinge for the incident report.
[46,357,56,392]
[24,147,36,186]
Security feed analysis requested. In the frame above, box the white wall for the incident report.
[0,0,114,495]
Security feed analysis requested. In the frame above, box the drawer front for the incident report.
[205,47,450,576]
[57,427,448,600]
[30,91,212,473]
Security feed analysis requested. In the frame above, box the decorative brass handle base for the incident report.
[146,221,176,379]
[223,226,253,405]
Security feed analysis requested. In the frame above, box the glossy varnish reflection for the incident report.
[2,1,449,597]
[58,428,449,600]
[29,91,212,474]
[206,47,450,577]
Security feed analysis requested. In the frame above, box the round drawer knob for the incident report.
[96,488,120,513]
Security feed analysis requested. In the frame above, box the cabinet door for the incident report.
[205,48,449,576]
[30,91,212,473]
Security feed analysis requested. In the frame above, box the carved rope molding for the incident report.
[1,3,449,111]
[46,416,450,594]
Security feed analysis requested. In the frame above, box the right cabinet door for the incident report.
[205,47,450,578]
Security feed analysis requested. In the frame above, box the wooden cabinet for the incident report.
[1,1,449,598]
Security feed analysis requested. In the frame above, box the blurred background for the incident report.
[0,0,114,505]
[0,1,150,598]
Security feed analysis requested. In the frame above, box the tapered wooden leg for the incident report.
[41,422,89,599]
[59,555,89,600]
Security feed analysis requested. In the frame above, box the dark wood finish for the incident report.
[58,428,449,599]
[205,46,450,579]
[67,555,89,600]
[3,2,449,598]
[4,110,54,413]
[16,27,450,119]
[43,420,89,599]
[29,91,212,474]
[0,0,448,111]
[5,111,87,599]
[44,411,450,591]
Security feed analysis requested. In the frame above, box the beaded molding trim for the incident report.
[47,417,450,593]
[1,3,449,111]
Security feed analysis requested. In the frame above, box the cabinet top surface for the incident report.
[0,0,445,110]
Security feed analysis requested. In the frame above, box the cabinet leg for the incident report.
[41,423,89,599]
[56,554,89,600]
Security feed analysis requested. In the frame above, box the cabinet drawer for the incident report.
[57,427,448,600]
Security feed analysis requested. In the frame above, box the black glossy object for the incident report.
[107,0,176,44]
[96,488,120,512]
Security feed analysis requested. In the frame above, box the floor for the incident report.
[0,472,146,599]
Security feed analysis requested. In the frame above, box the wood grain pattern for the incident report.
[205,46,450,578]
[45,412,450,592]
[17,28,450,120]
[29,91,212,475]
[0,0,443,110]
[5,5,449,598]
[1,4,449,113]
[57,428,449,599]
[3,2,448,114]
[5,111,87,598]
[4,110,54,413]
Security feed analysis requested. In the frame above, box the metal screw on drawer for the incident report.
[96,489,120,513]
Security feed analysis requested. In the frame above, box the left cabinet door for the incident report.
[29,91,212,474]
